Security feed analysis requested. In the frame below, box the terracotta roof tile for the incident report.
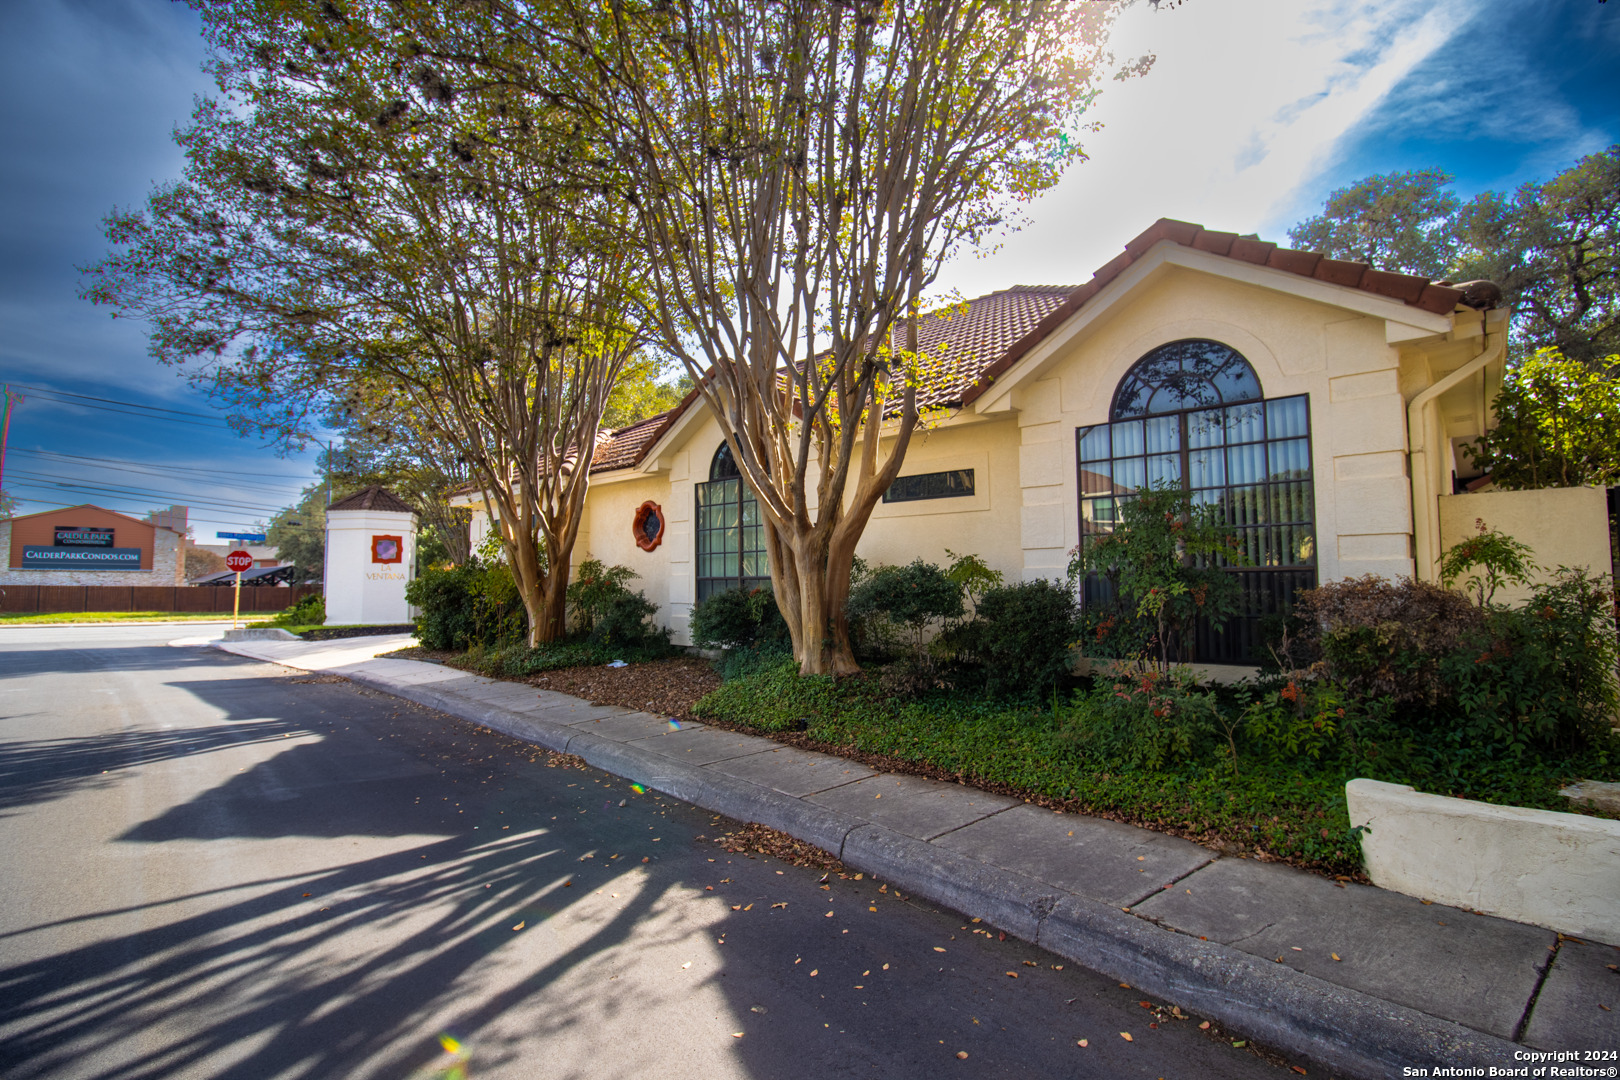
[589,217,1490,468]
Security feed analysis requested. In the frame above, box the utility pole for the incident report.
[0,385,23,509]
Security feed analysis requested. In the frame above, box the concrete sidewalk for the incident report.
[203,633,1618,1078]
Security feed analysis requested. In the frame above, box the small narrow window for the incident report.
[883,469,975,504]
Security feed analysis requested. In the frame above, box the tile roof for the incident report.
[533,218,1497,476]
[328,485,415,513]
[959,217,1484,406]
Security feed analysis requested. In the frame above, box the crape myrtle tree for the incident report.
[466,0,1138,673]
[82,1,646,645]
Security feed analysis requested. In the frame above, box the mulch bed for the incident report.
[521,657,721,719]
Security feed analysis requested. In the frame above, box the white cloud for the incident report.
[935,0,1464,298]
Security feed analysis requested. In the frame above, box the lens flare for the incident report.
[666,719,683,730]
[629,783,646,794]
[438,1034,462,1055]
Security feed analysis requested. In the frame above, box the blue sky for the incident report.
[0,0,1613,537]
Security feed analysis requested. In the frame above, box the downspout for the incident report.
[1406,319,1505,582]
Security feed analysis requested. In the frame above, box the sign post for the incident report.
[225,549,253,629]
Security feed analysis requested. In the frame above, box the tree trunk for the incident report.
[527,566,570,646]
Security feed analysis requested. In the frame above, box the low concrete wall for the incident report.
[1346,778,1620,943]
[1437,486,1611,607]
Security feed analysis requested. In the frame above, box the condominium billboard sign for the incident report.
[55,527,115,547]
[20,546,144,570]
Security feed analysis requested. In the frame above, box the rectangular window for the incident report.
[1076,394,1317,664]
[883,468,975,504]
[695,477,771,603]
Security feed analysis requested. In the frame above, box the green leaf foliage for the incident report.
[1463,348,1620,490]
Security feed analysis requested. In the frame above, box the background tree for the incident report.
[1286,168,1460,278]
[184,546,228,581]
[1289,146,1620,363]
[83,1,646,645]
[1452,147,1620,365]
[265,483,328,583]
[485,0,1136,673]
[1463,348,1620,490]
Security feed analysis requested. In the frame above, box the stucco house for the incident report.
[454,218,1612,663]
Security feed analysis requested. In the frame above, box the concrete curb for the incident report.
[242,647,1532,1079]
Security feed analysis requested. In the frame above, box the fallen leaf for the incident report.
[1005,972,1019,978]
[869,906,878,912]
[1068,831,1074,837]
[1120,1032,1132,1042]
[732,1032,744,1038]
[1292,1067,1307,1075]
[1077,1039,1089,1047]
[955,1051,968,1059]
[1601,1004,1612,1012]
[1023,960,1037,967]
[743,903,753,911]
[512,921,525,931]
[809,969,818,976]
[1232,1040,1247,1048]
[934,947,947,953]
[301,893,311,898]
[705,886,714,891]
[681,962,692,969]
[1290,947,1302,952]
[1331,953,1341,962]
[970,917,982,923]
[732,905,742,911]
[883,963,890,970]
[825,911,834,918]
[1119,983,1131,989]
[1199,1021,1211,1030]
[863,970,870,976]
[772,902,788,909]
[1054,965,1064,971]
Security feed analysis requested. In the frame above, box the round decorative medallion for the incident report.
[633,501,665,552]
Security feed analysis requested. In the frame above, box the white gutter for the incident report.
[1406,322,1505,581]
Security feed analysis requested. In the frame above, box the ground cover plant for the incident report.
[693,543,1620,877]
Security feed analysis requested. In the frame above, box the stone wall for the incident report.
[0,520,185,586]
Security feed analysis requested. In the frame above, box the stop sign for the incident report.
[225,549,253,573]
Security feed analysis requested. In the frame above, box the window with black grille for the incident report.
[1076,339,1317,663]
[883,468,975,504]
[695,442,771,603]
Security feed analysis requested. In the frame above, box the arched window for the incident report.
[695,442,770,602]
[1077,340,1316,663]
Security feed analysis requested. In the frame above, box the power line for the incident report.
[5,474,288,516]
[17,391,234,429]
[4,383,229,421]
[10,447,317,482]
[6,494,276,532]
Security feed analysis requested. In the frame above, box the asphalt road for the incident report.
[0,625,1295,1079]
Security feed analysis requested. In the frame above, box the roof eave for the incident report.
[968,240,1459,415]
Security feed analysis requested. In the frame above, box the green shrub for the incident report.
[269,592,325,628]
[1068,481,1246,672]
[1280,575,1483,705]
[405,560,527,650]
[845,559,963,659]
[944,579,1081,701]
[1061,666,1221,771]
[690,586,789,650]
[566,559,667,648]
[714,641,795,682]
[1439,568,1619,753]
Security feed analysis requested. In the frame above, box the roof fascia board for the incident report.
[634,397,709,473]
[974,243,1454,413]
[972,249,1170,413]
